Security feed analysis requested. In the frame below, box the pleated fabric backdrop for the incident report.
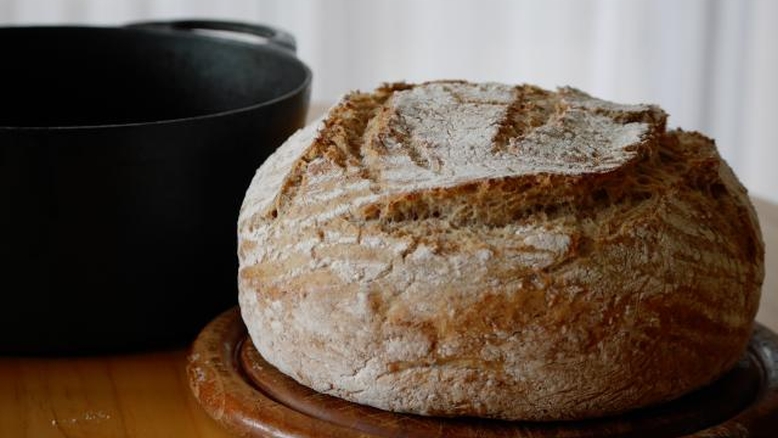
[1,0,776,201]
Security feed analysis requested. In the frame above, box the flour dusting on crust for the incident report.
[237,81,764,421]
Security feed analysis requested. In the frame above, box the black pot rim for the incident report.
[0,24,313,132]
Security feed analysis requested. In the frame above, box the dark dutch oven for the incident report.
[0,20,311,354]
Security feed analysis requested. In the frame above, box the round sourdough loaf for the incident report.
[237,81,764,421]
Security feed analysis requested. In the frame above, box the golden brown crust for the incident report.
[237,81,764,420]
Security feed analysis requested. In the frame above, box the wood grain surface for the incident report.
[0,350,232,438]
[0,102,775,438]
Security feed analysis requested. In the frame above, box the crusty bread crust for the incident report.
[237,81,764,420]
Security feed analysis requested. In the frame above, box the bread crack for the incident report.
[270,90,390,218]
[491,85,558,153]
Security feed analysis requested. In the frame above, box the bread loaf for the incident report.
[237,81,764,420]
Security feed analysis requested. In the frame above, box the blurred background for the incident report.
[1,0,776,202]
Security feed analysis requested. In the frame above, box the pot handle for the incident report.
[126,20,297,53]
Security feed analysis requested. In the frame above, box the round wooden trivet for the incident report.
[187,308,778,437]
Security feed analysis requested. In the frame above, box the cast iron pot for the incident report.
[0,20,311,354]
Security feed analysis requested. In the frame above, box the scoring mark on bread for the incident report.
[248,81,670,230]
[491,84,558,153]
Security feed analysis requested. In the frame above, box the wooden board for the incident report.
[187,308,778,438]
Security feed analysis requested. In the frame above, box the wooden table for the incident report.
[1,99,776,437]
[0,350,230,438]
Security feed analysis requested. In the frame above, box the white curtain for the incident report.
[2,0,776,202]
